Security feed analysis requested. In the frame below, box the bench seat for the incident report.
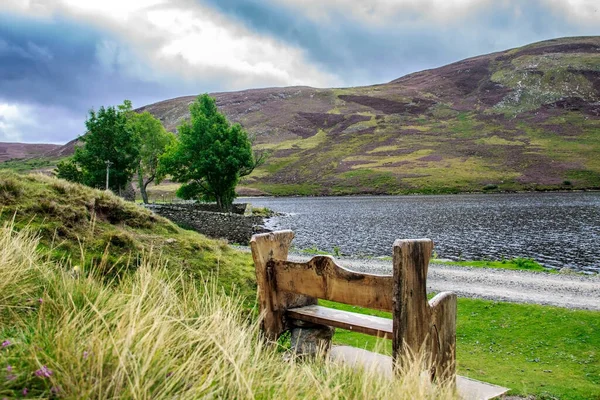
[287,305,393,339]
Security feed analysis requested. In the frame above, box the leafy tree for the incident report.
[55,159,83,183]
[160,94,260,212]
[71,102,141,193]
[129,111,175,203]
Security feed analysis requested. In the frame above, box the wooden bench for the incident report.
[250,230,457,382]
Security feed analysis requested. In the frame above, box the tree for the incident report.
[160,94,259,212]
[129,111,175,203]
[71,102,141,193]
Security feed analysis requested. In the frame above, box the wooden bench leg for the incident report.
[250,231,316,341]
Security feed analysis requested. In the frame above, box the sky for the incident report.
[0,0,599,144]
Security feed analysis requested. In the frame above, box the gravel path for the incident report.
[283,253,600,311]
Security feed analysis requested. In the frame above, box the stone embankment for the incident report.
[145,203,269,245]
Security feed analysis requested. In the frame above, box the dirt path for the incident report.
[285,254,600,311]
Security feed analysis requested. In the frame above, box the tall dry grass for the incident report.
[0,223,457,399]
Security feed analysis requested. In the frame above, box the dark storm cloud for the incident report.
[201,0,594,85]
[0,12,184,142]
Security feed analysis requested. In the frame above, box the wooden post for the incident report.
[392,239,433,367]
[250,231,316,341]
[429,291,457,383]
[391,238,456,384]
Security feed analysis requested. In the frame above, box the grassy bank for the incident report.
[0,157,62,174]
[0,170,256,300]
[434,257,553,273]
[322,300,600,399]
[0,223,455,399]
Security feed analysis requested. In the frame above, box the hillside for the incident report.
[0,142,60,162]
[0,171,458,399]
[0,170,256,296]
[35,37,600,195]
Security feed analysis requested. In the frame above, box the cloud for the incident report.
[0,103,29,142]
[268,0,495,25]
[2,0,338,89]
[543,0,600,26]
[203,0,596,87]
[265,0,600,27]
[0,1,341,143]
[0,0,599,144]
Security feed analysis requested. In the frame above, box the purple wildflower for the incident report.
[83,350,89,359]
[38,298,43,304]
[22,388,28,396]
[1,340,10,348]
[50,386,60,395]
[34,365,52,378]
[5,365,15,380]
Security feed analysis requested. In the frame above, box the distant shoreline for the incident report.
[237,187,600,198]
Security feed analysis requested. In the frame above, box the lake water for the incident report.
[240,192,600,273]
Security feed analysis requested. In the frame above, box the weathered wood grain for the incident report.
[250,230,456,384]
[429,291,457,383]
[392,238,433,366]
[270,256,394,311]
[391,238,456,384]
[288,305,393,338]
[250,231,316,341]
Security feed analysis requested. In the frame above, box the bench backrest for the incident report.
[250,230,456,382]
[269,255,393,310]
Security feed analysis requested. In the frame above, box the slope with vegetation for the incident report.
[0,143,60,163]
[0,170,255,296]
[0,171,455,399]
[139,36,600,195]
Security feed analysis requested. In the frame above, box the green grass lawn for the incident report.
[320,299,600,400]
[0,157,62,173]
[434,257,555,273]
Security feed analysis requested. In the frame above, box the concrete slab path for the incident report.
[329,346,509,400]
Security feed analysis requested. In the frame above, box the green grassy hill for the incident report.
[0,170,256,297]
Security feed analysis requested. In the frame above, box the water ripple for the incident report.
[242,192,600,273]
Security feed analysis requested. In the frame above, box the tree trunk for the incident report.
[216,196,225,213]
[138,168,149,204]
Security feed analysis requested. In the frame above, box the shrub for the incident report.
[512,257,540,270]
[0,175,23,203]
[483,184,498,191]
